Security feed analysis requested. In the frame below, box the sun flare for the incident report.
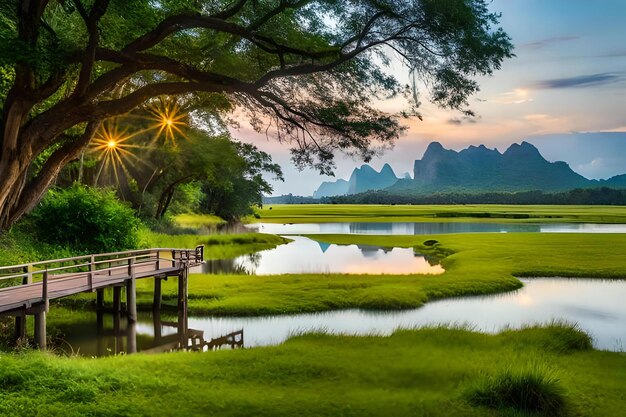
[149,99,187,143]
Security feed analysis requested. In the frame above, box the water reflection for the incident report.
[55,308,243,356]
[248,222,626,235]
[187,278,626,352]
[55,279,626,355]
[191,236,444,275]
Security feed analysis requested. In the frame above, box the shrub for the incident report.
[467,367,567,416]
[31,185,140,253]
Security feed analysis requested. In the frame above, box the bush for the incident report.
[466,367,567,416]
[31,185,140,253]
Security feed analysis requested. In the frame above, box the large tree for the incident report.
[0,0,512,230]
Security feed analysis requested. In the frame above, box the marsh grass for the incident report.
[466,365,567,416]
[0,325,625,416]
[255,204,626,224]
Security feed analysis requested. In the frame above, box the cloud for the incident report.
[491,88,534,104]
[597,49,626,58]
[524,114,549,121]
[530,73,623,89]
[521,36,579,49]
[599,126,626,133]
[447,117,478,125]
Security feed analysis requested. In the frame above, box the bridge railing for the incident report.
[0,246,205,302]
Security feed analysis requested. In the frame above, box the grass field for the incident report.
[6,205,626,416]
[1,324,625,417]
[108,232,626,316]
[171,213,226,227]
[255,204,626,223]
[138,230,289,260]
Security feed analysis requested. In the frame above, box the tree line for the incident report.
[314,188,626,205]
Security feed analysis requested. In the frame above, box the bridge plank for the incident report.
[0,263,189,315]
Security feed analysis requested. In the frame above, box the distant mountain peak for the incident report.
[404,140,591,193]
[380,163,396,176]
[313,163,400,198]
[504,141,543,159]
[423,141,446,156]
[358,163,376,171]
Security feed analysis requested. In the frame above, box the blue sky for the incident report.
[236,0,626,195]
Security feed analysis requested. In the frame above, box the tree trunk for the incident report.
[0,121,99,230]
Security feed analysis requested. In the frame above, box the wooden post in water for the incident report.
[153,277,162,312]
[113,310,122,354]
[153,306,162,343]
[113,286,121,312]
[177,267,189,348]
[126,321,137,354]
[96,289,104,309]
[126,258,137,322]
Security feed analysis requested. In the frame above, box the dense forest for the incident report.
[267,187,626,206]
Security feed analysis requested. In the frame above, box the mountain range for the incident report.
[312,141,626,197]
[313,163,400,198]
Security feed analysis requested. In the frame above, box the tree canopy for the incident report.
[0,0,513,229]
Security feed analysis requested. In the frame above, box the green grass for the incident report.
[466,365,567,416]
[172,213,226,228]
[4,206,626,416]
[0,324,624,416]
[138,230,289,259]
[123,232,626,316]
[0,227,74,267]
[255,204,626,224]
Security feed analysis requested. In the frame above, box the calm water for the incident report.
[191,236,444,275]
[247,222,626,235]
[57,278,626,355]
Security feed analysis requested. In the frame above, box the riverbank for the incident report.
[256,204,626,223]
[4,208,626,416]
[97,232,626,317]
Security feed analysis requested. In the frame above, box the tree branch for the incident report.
[73,0,111,96]
[11,121,100,222]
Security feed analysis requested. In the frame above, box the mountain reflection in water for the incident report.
[191,236,443,275]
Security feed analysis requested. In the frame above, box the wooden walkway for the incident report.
[0,246,204,349]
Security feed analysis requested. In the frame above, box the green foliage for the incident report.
[1,0,513,174]
[467,367,567,416]
[30,185,139,253]
[0,65,14,104]
[1,325,626,416]
[138,229,288,260]
[0,227,73,267]
[168,181,203,215]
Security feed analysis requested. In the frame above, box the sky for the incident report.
[232,0,626,196]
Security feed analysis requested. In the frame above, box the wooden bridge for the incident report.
[0,246,204,350]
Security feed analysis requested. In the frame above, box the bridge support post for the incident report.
[153,277,162,312]
[177,268,189,348]
[113,311,122,354]
[126,257,137,323]
[34,311,46,350]
[113,286,121,312]
[126,321,137,354]
[96,289,104,310]
[14,315,26,341]
[126,279,137,323]
[153,307,162,343]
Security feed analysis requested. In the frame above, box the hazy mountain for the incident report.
[390,141,601,194]
[604,174,626,188]
[311,141,626,199]
[313,179,349,199]
[312,163,400,198]
[348,163,399,194]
